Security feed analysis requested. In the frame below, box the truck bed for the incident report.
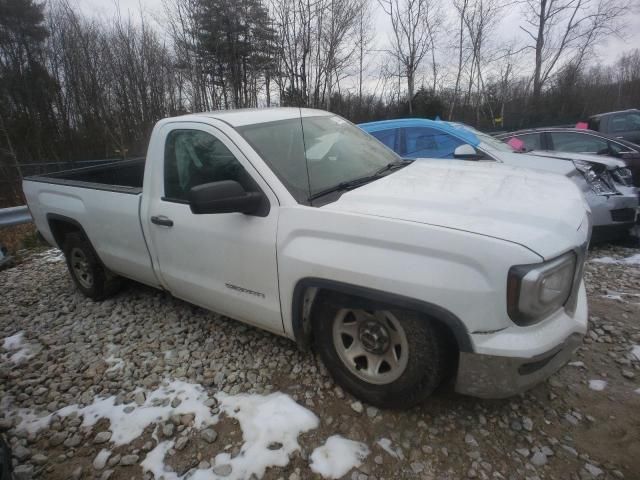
[25,158,145,194]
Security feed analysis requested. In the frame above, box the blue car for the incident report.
[359,118,502,160]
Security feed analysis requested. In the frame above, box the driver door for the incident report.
[144,122,283,334]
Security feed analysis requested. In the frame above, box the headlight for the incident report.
[507,252,577,326]
[573,160,618,195]
[612,167,633,186]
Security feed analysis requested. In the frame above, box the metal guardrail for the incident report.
[0,206,32,227]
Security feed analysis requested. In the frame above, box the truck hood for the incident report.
[324,160,589,259]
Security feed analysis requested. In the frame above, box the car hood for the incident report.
[529,151,627,169]
[480,148,584,176]
[324,160,589,259]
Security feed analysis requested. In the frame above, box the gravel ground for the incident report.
[1,244,639,480]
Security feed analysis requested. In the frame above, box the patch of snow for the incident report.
[568,361,585,368]
[310,435,370,479]
[2,331,36,364]
[376,437,403,459]
[142,391,320,480]
[105,355,125,372]
[3,331,24,350]
[601,294,624,301]
[212,391,319,479]
[12,380,217,445]
[631,345,640,362]
[592,254,640,266]
[141,441,179,480]
[588,380,607,391]
[33,248,64,263]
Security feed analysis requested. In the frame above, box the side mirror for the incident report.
[189,180,263,215]
[454,144,481,160]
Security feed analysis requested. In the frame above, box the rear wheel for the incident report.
[63,232,121,300]
[313,293,449,409]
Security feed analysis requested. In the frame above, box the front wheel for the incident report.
[313,294,450,409]
[63,232,121,300]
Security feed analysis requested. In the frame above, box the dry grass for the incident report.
[0,223,45,255]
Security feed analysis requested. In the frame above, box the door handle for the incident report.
[150,215,174,227]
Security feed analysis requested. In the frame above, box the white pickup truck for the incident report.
[24,108,589,408]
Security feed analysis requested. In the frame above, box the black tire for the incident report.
[313,292,449,409]
[63,232,121,300]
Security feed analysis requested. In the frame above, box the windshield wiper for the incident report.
[308,159,412,202]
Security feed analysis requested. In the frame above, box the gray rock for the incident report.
[516,448,530,457]
[411,462,424,473]
[119,454,139,466]
[0,418,13,430]
[100,469,114,480]
[163,422,175,437]
[584,463,604,477]
[13,464,34,480]
[70,466,83,480]
[64,434,82,448]
[465,434,479,447]
[201,428,218,443]
[530,451,547,467]
[175,436,189,451]
[351,401,363,414]
[31,453,48,465]
[94,431,112,444]
[93,450,111,470]
[135,391,146,405]
[49,432,67,447]
[213,464,233,476]
[13,444,31,461]
[522,417,533,432]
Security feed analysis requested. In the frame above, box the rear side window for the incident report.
[610,115,627,132]
[164,129,252,202]
[403,127,464,158]
[370,129,399,151]
[549,132,608,154]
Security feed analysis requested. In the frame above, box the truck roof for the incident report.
[172,107,332,127]
[589,108,639,119]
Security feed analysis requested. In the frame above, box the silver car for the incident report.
[527,151,637,242]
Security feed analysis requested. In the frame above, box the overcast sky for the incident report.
[78,0,640,95]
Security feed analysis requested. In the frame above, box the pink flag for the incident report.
[507,137,525,151]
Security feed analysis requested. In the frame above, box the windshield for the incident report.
[238,115,400,204]
[461,125,515,152]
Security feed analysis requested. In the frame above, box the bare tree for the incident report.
[520,0,629,103]
[378,0,440,114]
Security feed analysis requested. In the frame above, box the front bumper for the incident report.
[455,282,587,399]
[587,186,638,229]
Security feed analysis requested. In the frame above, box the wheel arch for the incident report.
[46,213,104,266]
[291,277,473,354]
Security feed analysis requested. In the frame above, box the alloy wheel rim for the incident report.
[70,248,93,289]
[332,308,409,385]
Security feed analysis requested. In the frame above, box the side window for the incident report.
[403,127,463,158]
[610,115,627,132]
[370,129,398,152]
[164,129,252,202]
[549,132,608,154]
[513,133,542,151]
[625,112,640,130]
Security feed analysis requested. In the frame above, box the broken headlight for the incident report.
[573,160,618,195]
